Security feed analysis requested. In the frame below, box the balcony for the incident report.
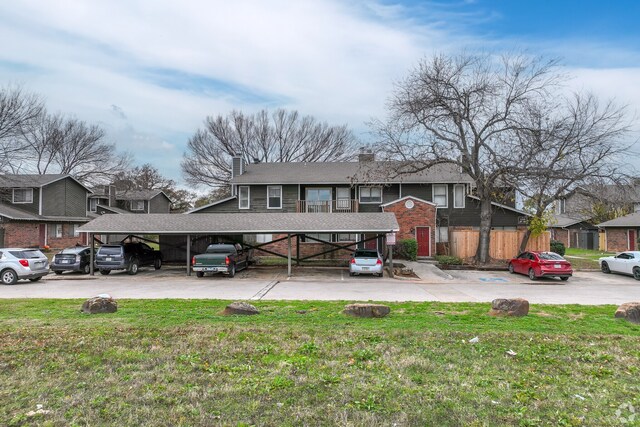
[296,199,359,213]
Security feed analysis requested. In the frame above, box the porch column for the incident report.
[287,233,292,277]
[186,234,191,276]
[296,234,300,266]
[388,239,394,278]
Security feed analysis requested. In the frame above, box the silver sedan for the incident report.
[349,249,384,277]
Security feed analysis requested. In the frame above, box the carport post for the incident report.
[186,234,191,276]
[388,242,394,278]
[90,233,95,276]
[287,233,292,277]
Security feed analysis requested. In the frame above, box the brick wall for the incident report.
[0,222,87,249]
[551,228,569,247]
[382,197,436,256]
[253,234,355,260]
[606,228,629,252]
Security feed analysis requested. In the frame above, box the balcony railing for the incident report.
[296,199,359,213]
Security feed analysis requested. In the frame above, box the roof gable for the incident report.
[380,196,436,207]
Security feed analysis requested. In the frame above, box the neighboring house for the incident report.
[597,213,640,252]
[189,154,529,258]
[88,186,173,215]
[549,214,599,250]
[0,174,91,248]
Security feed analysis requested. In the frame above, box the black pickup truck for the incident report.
[191,243,249,278]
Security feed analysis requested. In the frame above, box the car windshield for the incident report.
[98,246,122,255]
[206,245,236,254]
[538,252,564,260]
[9,250,43,259]
[60,247,86,254]
[354,250,379,258]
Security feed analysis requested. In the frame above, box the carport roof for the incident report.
[78,212,400,234]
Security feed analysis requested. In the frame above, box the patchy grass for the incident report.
[1,299,639,426]
[564,248,616,270]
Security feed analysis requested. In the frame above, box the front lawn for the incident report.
[1,299,639,426]
[564,248,615,270]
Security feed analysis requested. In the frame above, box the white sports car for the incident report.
[599,251,640,280]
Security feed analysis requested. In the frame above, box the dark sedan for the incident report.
[51,246,92,275]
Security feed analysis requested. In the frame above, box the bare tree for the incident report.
[16,111,130,185]
[0,85,44,170]
[514,93,632,251]
[181,109,358,187]
[376,52,564,263]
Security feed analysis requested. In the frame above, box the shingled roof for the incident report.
[0,204,88,222]
[78,213,400,234]
[0,174,90,191]
[229,161,473,185]
[598,212,640,228]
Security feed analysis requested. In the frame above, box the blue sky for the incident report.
[1,0,639,188]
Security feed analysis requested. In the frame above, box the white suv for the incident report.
[0,248,49,285]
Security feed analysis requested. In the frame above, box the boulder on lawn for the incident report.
[222,301,259,316]
[81,295,117,314]
[614,302,640,324]
[488,298,529,317]
[343,303,390,318]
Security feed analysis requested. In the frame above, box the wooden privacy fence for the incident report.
[449,230,551,260]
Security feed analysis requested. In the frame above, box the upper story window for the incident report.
[453,184,465,208]
[238,186,250,209]
[359,186,382,203]
[267,186,282,209]
[89,198,98,212]
[555,198,566,214]
[12,188,33,204]
[131,200,145,211]
[432,184,448,207]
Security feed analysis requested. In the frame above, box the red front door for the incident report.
[629,229,637,251]
[416,227,430,257]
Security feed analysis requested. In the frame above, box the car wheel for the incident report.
[54,270,63,275]
[634,267,640,281]
[528,268,537,281]
[601,261,611,274]
[560,276,569,281]
[154,258,162,270]
[228,264,236,278]
[128,260,139,275]
[196,271,204,278]
[83,264,90,274]
[508,263,514,274]
[1,269,18,285]
[100,269,111,275]
[29,277,42,282]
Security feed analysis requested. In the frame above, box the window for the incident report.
[306,188,331,212]
[267,186,282,209]
[336,188,351,210]
[238,186,250,209]
[453,184,465,208]
[89,198,98,212]
[256,234,272,243]
[12,188,33,204]
[432,184,448,207]
[304,233,332,243]
[338,233,358,242]
[73,224,80,237]
[359,186,382,203]
[51,224,63,238]
[555,198,566,214]
[435,226,448,243]
[131,200,145,211]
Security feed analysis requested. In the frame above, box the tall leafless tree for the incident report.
[0,85,44,171]
[181,109,358,187]
[16,111,130,185]
[376,52,568,263]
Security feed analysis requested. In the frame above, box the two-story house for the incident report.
[0,174,91,248]
[88,186,173,215]
[189,154,528,258]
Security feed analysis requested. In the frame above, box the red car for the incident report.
[508,251,573,281]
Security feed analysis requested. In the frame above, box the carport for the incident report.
[77,213,400,277]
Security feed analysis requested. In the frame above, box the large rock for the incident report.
[488,298,529,317]
[81,295,117,314]
[222,301,259,316]
[343,303,390,318]
[615,302,640,324]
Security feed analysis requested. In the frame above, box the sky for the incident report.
[1,0,639,189]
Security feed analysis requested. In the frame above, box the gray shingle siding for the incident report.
[193,197,240,213]
[149,194,171,213]
[401,183,433,201]
[41,178,87,217]
[0,187,40,215]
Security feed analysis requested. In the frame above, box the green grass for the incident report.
[564,248,615,270]
[1,299,640,426]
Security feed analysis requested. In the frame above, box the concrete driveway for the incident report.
[1,264,639,305]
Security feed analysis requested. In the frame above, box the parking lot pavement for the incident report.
[2,265,640,305]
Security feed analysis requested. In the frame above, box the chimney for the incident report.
[108,185,116,207]
[358,147,375,162]
[231,155,245,177]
